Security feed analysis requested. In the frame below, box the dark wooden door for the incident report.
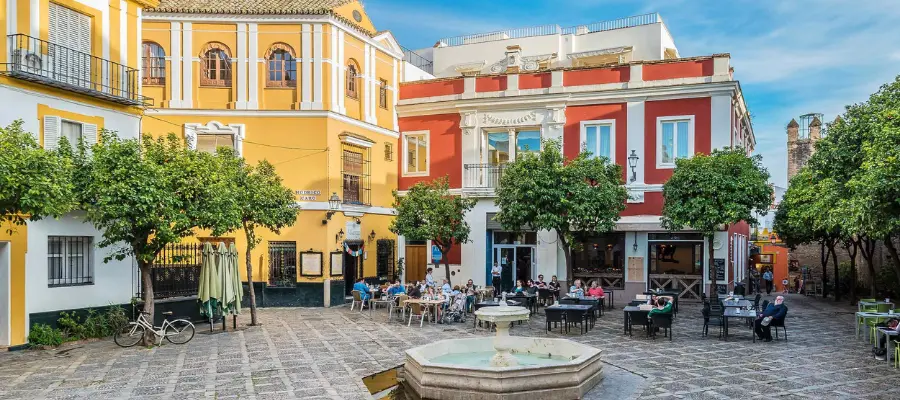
[405,245,426,283]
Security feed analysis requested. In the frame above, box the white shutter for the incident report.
[82,123,98,147]
[43,116,61,150]
[49,3,91,88]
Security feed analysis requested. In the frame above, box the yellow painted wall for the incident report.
[332,0,376,33]
[0,227,28,346]
[343,34,365,121]
[194,23,237,109]
[258,24,302,110]
[374,51,394,130]
[142,21,171,107]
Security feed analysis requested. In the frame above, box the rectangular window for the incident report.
[49,3,91,89]
[61,120,83,146]
[581,120,615,162]
[486,129,541,164]
[657,117,694,168]
[515,130,540,158]
[649,242,703,275]
[379,79,388,109]
[196,134,235,153]
[48,236,93,287]
[342,144,370,205]
[487,131,510,165]
[403,131,429,176]
[268,241,297,287]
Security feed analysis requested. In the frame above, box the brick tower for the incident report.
[786,113,823,181]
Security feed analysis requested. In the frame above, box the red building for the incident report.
[397,15,754,302]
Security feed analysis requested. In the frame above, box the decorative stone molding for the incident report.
[184,121,246,156]
[460,111,477,135]
[481,111,538,126]
[489,53,556,73]
[454,61,486,76]
[566,46,632,60]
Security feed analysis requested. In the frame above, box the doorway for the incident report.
[404,243,427,283]
[343,241,363,296]
[493,245,535,292]
[0,242,9,346]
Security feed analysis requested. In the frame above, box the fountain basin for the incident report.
[403,337,603,400]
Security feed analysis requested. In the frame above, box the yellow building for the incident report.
[1,0,159,346]
[140,0,403,305]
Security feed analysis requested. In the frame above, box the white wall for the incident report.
[402,62,434,83]
[0,85,141,139]
[25,212,135,317]
[571,24,665,61]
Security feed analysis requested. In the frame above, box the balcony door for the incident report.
[49,3,91,89]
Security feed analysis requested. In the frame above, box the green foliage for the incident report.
[76,133,234,265]
[82,306,128,338]
[494,139,627,277]
[774,170,840,248]
[0,120,74,230]
[27,324,64,347]
[390,176,476,283]
[57,311,87,340]
[661,148,772,236]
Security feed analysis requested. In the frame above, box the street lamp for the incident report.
[323,192,341,224]
[632,232,639,252]
[627,150,639,183]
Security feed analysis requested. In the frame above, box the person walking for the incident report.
[763,269,774,295]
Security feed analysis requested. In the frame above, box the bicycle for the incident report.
[114,311,196,347]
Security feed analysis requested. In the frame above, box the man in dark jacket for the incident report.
[755,295,787,342]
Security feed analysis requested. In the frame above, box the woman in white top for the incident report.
[490,262,502,294]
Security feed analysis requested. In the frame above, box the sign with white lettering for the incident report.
[295,190,321,201]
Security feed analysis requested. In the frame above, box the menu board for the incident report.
[713,258,726,281]
[300,252,323,276]
[330,252,343,277]
[626,256,645,282]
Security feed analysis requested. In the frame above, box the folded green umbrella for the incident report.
[198,242,221,318]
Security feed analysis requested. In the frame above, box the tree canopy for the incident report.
[390,176,475,284]
[493,139,627,280]
[662,148,772,295]
[0,120,74,230]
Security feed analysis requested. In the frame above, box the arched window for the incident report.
[141,42,166,85]
[200,42,232,87]
[346,59,360,99]
[265,43,296,88]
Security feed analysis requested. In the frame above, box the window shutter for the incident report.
[82,123,98,147]
[43,116,61,150]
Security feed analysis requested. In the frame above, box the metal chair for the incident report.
[626,311,650,337]
[650,313,673,340]
[389,295,408,321]
[407,303,430,327]
[771,306,788,340]
[545,308,567,334]
[350,290,366,312]
[702,303,724,339]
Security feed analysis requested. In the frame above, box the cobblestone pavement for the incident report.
[0,293,897,399]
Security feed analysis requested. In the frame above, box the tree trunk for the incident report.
[557,232,573,287]
[859,237,877,297]
[845,238,859,305]
[829,241,841,301]
[441,243,452,286]
[139,260,155,346]
[708,234,717,300]
[820,241,830,298]
[883,237,900,290]
[244,231,259,326]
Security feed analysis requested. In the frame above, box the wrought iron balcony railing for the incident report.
[463,163,506,194]
[1,34,152,106]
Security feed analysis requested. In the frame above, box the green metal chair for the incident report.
[895,339,900,368]
[876,303,893,313]
[857,298,878,338]
[869,315,894,343]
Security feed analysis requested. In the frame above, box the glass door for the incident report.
[515,246,533,286]
[494,247,515,293]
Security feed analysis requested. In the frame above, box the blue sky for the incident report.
[365,0,900,187]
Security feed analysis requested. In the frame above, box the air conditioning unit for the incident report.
[10,49,52,76]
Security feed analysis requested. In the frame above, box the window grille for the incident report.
[342,143,371,205]
[268,241,297,287]
[379,79,388,109]
[48,236,93,287]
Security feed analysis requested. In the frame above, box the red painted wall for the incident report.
[398,113,462,190]
[644,97,712,184]
[621,192,664,216]
[446,243,462,265]
[476,76,507,92]
[563,103,628,182]
[643,60,714,81]
[400,79,465,100]
[519,72,551,89]
[564,67,630,86]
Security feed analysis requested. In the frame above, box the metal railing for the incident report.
[1,34,151,106]
[141,243,202,299]
[401,46,433,75]
[268,241,297,287]
[437,13,661,47]
[463,163,506,190]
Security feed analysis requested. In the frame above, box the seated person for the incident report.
[755,295,788,342]
[408,284,422,299]
[535,275,548,288]
[352,278,371,305]
[441,279,452,295]
[386,280,406,296]
[874,318,900,360]
[569,279,585,299]
[525,279,538,295]
[425,268,435,287]
[648,298,672,316]
[587,281,605,298]
[514,280,526,293]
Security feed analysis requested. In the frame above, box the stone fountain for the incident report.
[402,293,604,399]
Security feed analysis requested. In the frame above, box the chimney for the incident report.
[505,45,522,73]
[809,116,822,140]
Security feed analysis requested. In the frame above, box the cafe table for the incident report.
[404,298,445,323]
[722,299,753,308]
[545,304,593,334]
[601,288,616,310]
[369,296,394,318]
[874,327,900,363]
[859,300,895,311]
[622,306,650,336]
[855,312,895,342]
[723,307,757,342]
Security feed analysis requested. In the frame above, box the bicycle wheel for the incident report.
[114,323,145,347]
[164,319,195,344]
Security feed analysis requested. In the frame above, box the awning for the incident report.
[486,214,665,232]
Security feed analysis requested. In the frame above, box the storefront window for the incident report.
[649,242,703,275]
[493,231,537,245]
[572,233,625,274]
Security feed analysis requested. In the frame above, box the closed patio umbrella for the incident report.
[221,243,243,316]
[198,242,221,318]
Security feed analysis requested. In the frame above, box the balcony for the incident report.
[0,34,151,106]
[463,163,505,197]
